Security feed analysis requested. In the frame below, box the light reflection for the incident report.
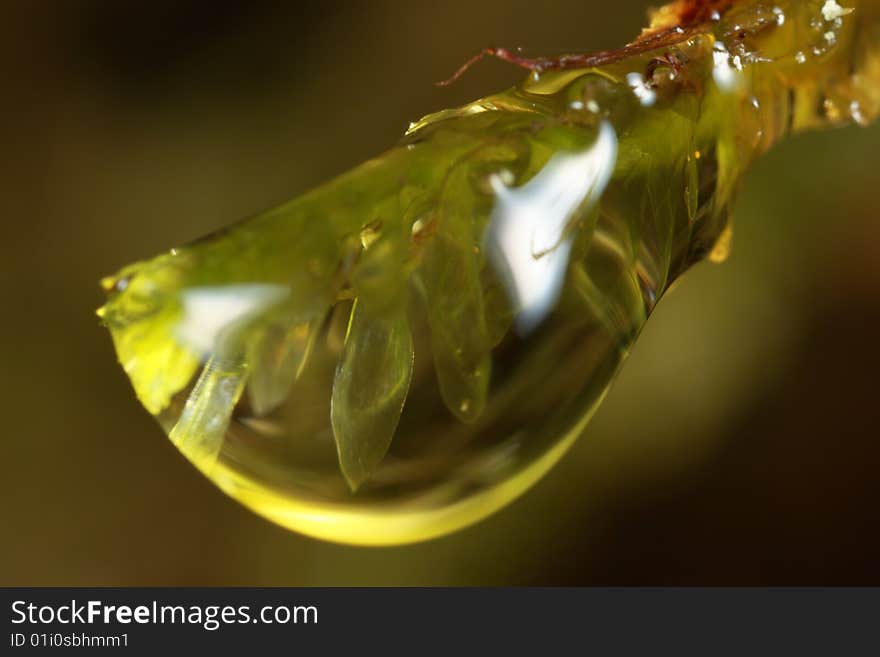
[772,6,786,26]
[626,72,657,107]
[484,121,618,334]
[176,284,290,356]
[822,1,852,22]
[712,43,739,92]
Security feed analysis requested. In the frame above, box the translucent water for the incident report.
[98,0,880,544]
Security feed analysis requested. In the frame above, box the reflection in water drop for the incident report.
[176,284,289,356]
[485,121,617,334]
[822,1,852,22]
[712,43,739,91]
[97,0,880,544]
[626,72,657,106]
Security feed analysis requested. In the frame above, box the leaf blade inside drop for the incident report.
[246,315,320,416]
[330,300,414,491]
[169,355,247,473]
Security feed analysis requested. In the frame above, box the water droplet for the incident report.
[96,0,880,545]
[772,6,785,26]
[360,221,382,250]
[712,44,738,91]
[821,1,852,22]
[410,221,424,240]
[850,100,866,125]
[626,72,656,106]
[824,98,841,121]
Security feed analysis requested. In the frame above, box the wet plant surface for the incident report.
[97,0,880,545]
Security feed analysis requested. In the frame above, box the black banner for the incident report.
[2,588,878,653]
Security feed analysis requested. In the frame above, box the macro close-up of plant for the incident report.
[96,0,880,545]
[4,0,880,585]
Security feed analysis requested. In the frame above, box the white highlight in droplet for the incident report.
[712,44,738,91]
[772,6,785,25]
[176,284,290,356]
[626,72,656,106]
[821,1,852,22]
[485,122,618,334]
[850,100,866,124]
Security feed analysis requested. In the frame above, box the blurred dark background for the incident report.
[2,0,879,585]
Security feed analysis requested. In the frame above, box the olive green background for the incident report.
[3,0,879,584]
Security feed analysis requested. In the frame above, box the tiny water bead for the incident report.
[98,0,880,545]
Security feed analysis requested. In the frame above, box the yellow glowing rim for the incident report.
[187,392,607,546]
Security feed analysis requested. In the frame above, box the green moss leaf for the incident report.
[169,356,247,472]
[330,300,414,490]
[246,314,320,416]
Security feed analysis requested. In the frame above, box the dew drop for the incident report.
[772,6,785,26]
[360,221,382,250]
[626,72,656,106]
[411,216,428,238]
[96,0,880,546]
[850,100,866,125]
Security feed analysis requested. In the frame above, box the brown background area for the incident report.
[2,0,879,584]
